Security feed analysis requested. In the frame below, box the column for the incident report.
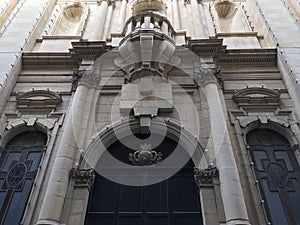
[36,83,90,225]
[172,0,181,30]
[194,67,250,224]
[203,81,250,225]
[90,0,109,40]
[191,0,205,38]
[117,0,127,32]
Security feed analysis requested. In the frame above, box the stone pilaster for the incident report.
[172,0,181,30]
[90,0,110,40]
[191,0,206,38]
[117,0,128,32]
[67,168,95,225]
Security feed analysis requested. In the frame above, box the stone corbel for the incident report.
[194,166,219,187]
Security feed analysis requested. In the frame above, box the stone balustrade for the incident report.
[121,11,175,43]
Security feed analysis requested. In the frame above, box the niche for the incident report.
[214,1,250,33]
[51,3,88,36]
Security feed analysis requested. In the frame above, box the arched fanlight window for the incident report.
[247,129,300,225]
[0,131,47,225]
[84,134,203,225]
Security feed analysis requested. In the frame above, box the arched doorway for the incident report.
[247,129,300,225]
[84,134,203,225]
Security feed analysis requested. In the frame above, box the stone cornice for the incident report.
[187,39,277,65]
[70,41,111,59]
[22,42,112,69]
[187,38,225,57]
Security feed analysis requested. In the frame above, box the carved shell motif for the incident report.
[129,143,163,166]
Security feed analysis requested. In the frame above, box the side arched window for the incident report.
[247,129,300,225]
[0,131,47,225]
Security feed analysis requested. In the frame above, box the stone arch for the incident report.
[51,3,88,36]
[84,117,207,172]
[0,119,51,150]
[243,120,298,148]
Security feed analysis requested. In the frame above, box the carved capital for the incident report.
[194,166,219,187]
[72,69,85,91]
[72,69,101,91]
[70,168,95,188]
[212,66,224,89]
[193,67,224,89]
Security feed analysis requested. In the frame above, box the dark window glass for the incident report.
[0,131,46,225]
[247,129,300,225]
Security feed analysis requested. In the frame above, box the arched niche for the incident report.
[51,3,89,36]
[213,0,251,33]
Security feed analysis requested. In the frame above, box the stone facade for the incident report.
[0,0,299,225]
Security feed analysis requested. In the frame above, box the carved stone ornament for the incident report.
[70,168,95,188]
[194,66,224,88]
[194,166,219,186]
[72,69,101,90]
[129,143,163,166]
[72,69,85,91]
